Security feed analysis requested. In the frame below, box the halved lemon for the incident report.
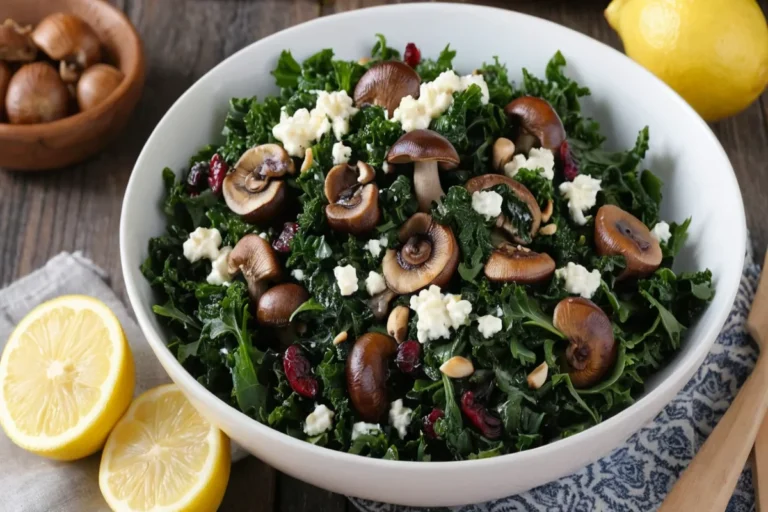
[99,384,231,512]
[0,295,135,460]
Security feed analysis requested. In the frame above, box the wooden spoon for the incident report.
[659,252,768,511]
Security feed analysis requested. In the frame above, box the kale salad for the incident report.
[141,36,715,461]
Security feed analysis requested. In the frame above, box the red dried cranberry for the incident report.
[208,154,228,195]
[460,391,502,440]
[273,222,299,254]
[283,345,318,399]
[560,140,579,181]
[403,43,421,68]
[423,408,444,439]
[186,162,208,195]
[395,340,421,377]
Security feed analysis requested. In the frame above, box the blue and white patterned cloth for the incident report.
[352,249,760,512]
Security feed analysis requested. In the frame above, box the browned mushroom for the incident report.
[324,161,380,235]
[368,288,398,321]
[346,332,398,422]
[256,283,309,328]
[382,213,459,294]
[465,174,541,244]
[353,61,421,117]
[386,130,460,212]
[227,234,282,304]
[484,243,555,283]
[0,20,36,62]
[5,62,69,124]
[553,297,617,388]
[223,144,295,224]
[31,13,101,69]
[594,204,662,279]
[504,96,566,154]
[492,137,516,171]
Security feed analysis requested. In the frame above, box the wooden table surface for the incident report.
[1,0,766,510]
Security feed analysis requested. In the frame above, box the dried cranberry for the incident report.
[460,391,502,440]
[423,408,444,439]
[186,162,208,195]
[395,340,421,377]
[403,43,421,68]
[283,345,318,399]
[560,140,579,181]
[273,222,299,254]
[208,154,228,195]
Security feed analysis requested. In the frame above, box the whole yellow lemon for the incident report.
[605,0,768,121]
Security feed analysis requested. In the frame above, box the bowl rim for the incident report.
[0,0,144,135]
[120,1,747,471]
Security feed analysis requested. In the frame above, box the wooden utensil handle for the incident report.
[658,353,768,512]
[754,420,768,511]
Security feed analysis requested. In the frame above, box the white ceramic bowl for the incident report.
[120,3,747,507]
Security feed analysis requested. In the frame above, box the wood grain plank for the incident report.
[278,474,348,512]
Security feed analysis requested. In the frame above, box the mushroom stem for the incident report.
[369,288,398,321]
[413,161,445,212]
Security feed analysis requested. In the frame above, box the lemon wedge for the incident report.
[0,295,135,460]
[99,384,231,512]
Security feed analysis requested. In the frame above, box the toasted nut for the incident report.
[439,356,474,379]
[527,362,549,389]
[492,137,516,171]
[517,245,531,253]
[387,305,409,343]
[301,148,313,173]
[358,56,371,66]
[539,223,557,236]
[541,200,554,223]
[333,331,348,346]
[357,161,376,184]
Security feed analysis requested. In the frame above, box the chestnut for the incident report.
[346,332,398,422]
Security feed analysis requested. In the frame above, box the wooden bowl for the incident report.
[0,0,145,171]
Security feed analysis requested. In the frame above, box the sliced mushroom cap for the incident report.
[228,234,283,304]
[346,332,398,422]
[223,144,295,224]
[553,297,617,388]
[594,204,662,278]
[504,96,566,154]
[353,61,421,117]
[324,162,380,235]
[0,20,36,62]
[465,174,541,244]
[387,130,460,212]
[484,243,555,284]
[256,283,309,328]
[382,213,459,294]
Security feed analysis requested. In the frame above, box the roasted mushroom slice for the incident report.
[324,162,380,235]
[553,297,617,388]
[228,234,282,304]
[346,332,398,422]
[382,213,459,294]
[504,96,566,154]
[257,283,309,328]
[484,243,555,284]
[387,130,460,212]
[353,61,421,117]
[223,144,295,224]
[594,204,662,278]
[465,174,541,244]
[0,20,36,62]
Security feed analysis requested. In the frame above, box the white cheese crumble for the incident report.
[559,174,602,225]
[304,404,335,436]
[272,90,359,156]
[332,141,352,165]
[477,315,503,339]
[365,271,387,296]
[391,70,490,132]
[333,265,358,296]
[503,147,556,180]
[651,221,672,244]
[351,422,381,440]
[363,236,389,257]
[389,399,413,440]
[259,232,269,240]
[291,269,305,282]
[182,227,222,263]
[409,285,473,343]
[555,262,602,299]
[206,246,233,286]
[471,190,503,220]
